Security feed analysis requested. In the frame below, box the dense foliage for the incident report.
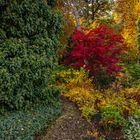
[0,0,63,110]
[83,0,114,21]
[138,20,140,51]
[64,25,126,86]
[47,0,58,7]
[0,0,140,139]
[122,64,140,87]
[55,65,140,138]
[115,0,140,63]
[53,67,96,119]
[137,18,140,61]
[0,100,62,140]
[123,115,140,140]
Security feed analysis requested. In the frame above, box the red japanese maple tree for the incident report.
[64,25,126,77]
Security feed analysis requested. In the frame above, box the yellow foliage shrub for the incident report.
[55,67,140,120]
[66,87,96,119]
[55,68,92,88]
[55,68,97,118]
[64,87,94,106]
[99,88,140,117]
[122,85,140,105]
[81,106,96,120]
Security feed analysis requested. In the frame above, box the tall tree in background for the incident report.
[63,0,114,29]
[137,20,140,51]
[63,0,85,30]
[137,18,140,63]
[115,0,140,62]
[84,0,114,21]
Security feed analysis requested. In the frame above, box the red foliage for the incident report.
[64,25,126,76]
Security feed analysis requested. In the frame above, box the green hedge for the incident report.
[0,0,64,110]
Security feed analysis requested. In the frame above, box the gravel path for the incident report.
[36,97,92,140]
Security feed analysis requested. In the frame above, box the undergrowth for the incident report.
[0,100,62,140]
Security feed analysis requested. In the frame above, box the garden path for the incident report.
[36,97,94,140]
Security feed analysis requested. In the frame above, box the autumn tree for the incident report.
[115,0,140,62]
[64,25,126,87]
[137,20,140,51]
[63,0,114,29]
[137,18,140,63]
[63,0,86,30]
[83,0,114,21]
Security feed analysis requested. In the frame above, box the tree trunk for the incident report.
[72,0,81,30]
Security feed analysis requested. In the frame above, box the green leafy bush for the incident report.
[0,0,63,110]
[100,106,125,129]
[123,115,140,140]
[0,100,62,140]
[127,64,140,81]
[122,64,140,87]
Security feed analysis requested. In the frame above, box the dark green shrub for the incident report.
[0,0,64,110]
[47,0,58,7]
[93,70,115,89]
[127,64,140,80]
[122,64,140,87]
